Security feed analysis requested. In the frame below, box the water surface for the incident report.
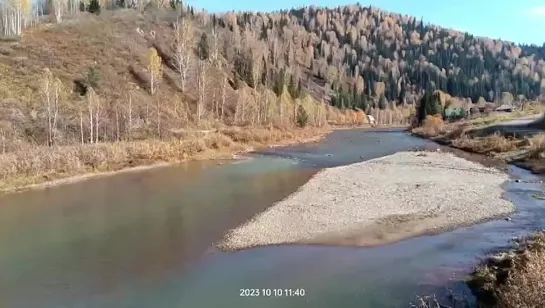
[0,129,543,307]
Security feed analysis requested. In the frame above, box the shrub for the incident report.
[527,133,545,158]
[87,0,101,14]
[413,115,444,137]
[296,105,309,128]
[468,232,545,308]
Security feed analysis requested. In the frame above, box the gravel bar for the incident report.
[219,151,515,251]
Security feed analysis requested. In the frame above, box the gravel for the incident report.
[219,151,515,251]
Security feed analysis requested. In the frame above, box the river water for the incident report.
[0,129,544,308]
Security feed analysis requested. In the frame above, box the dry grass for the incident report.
[468,232,545,308]
[0,127,327,193]
[452,134,519,154]
[412,115,444,137]
[526,133,545,158]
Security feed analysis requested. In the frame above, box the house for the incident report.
[495,104,514,113]
[367,115,376,126]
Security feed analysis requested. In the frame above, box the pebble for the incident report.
[220,151,515,250]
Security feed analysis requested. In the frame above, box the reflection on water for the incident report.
[0,129,544,307]
[0,157,315,308]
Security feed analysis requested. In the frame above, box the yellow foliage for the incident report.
[147,47,163,79]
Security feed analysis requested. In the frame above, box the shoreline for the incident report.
[218,151,515,251]
[0,126,337,196]
[467,231,545,307]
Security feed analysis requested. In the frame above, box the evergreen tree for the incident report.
[88,0,101,14]
[417,92,443,124]
[198,33,210,60]
[378,95,387,110]
[296,105,309,127]
[398,82,406,105]
[288,75,299,98]
[273,68,286,97]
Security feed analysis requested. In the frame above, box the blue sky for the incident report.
[185,0,545,45]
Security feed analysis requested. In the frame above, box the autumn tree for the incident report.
[172,18,193,92]
[147,47,162,95]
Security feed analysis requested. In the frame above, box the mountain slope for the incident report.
[208,4,545,110]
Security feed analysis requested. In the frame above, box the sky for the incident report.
[185,0,545,45]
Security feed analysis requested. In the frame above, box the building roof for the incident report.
[495,104,514,111]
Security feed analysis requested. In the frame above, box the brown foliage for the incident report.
[468,232,545,308]
[452,134,518,154]
[412,115,444,137]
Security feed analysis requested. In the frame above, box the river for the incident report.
[0,129,544,308]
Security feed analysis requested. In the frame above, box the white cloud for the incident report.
[524,5,545,18]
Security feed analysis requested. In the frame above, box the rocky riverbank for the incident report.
[219,151,515,250]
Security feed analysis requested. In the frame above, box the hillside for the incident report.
[0,1,543,189]
[0,3,381,191]
[212,4,545,108]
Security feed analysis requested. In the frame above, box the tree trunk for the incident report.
[128,93,133,140]
[89,104,93,144]
[156,98,161,139]
[115,105,120,142]
[95,98,99,143]
[1,129,5,154]
[80,108,84,144]
[221,76,226,121]
[47,91,52,146]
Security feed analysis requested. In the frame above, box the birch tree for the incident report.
[51,0,65,23]
[147,47,162,95]
[220,74,226,121]
[0,0,32,37]
[86,87,99,143]
[40,69,62,146]
[172,18,193,92]
[196,59,207,124]
[209,25,220,67]
[126,84,136,140]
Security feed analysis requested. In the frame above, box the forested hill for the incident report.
[209,4,545,109]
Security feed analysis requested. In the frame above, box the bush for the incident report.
[412,115,444,137]
[296,105,309,128]
[87,0,101,14]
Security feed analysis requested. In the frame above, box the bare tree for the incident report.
[95,90,100,143]
[41,69,62,146]
[126,86,134,140]
[172,18,193,92]
[0,0,32,37]
[197,59,207,124]
[115,102,120,141]
[51,0,65,23]
[86,87,100,144]
[79,102,84,144]
[209,25,220,67]
[220,74,227,121]
[156,97,161,138]
[0,129,5,154]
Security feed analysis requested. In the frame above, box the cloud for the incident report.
[524,5,545,18]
